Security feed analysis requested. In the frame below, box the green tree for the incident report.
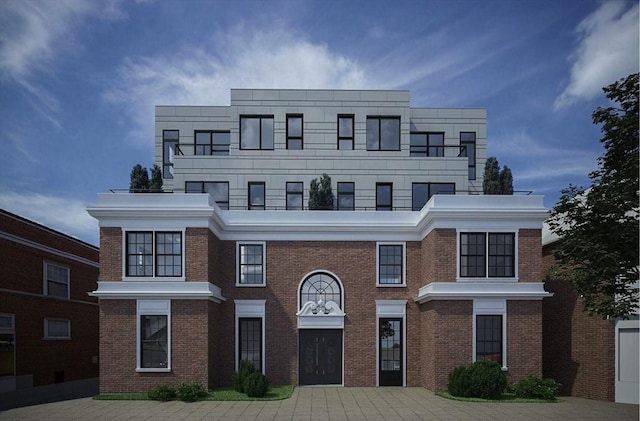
[499,166,513,195]
[548,73,639,318]
[150,164,163,191]
[129,164,149,192]
[308,173,334,210]
[483,157,513,195]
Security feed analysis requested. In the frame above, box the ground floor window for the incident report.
[475,314,503,366]
[137,300,171,372]
[239,318,262,372]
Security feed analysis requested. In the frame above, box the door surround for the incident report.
[376,300,407,386]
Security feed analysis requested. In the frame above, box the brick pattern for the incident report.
[506,300,543,382]
[518,229,542,282]
[99,227,122,282]
[541,244,615,401]
[421,229,456,283]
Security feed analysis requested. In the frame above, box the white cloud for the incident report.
[554,1,639,110]
[103,25,373,147]
[0,190,98,245]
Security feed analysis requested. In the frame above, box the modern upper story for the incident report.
[156,89,486,211]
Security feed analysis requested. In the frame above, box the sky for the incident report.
[0,0,638,246]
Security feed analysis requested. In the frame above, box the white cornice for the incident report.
[415,282,553,303]
[89,281,226,302]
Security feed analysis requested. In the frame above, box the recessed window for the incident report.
[248,182,265,210]
[377,243,405,286]
[367,117,400,151]
[286,182,303,210]
[162,130,179,178]
[376,183,393,211]
[286,114,303,150]
[195,131,230,156]
[460,132,476,180]
[460,232,515,278]
[240,116,274,150]
[237,242,266,286]
[412,183,455,210]
[410,132,444,157]
[44,262,69,299]
[239,318,262,371]
[137,300,170,371]
[476,315,503,366]
[337,182,355,211]
[44,318,70,339]
[185,181,229,209]
[338,115,354,150]
[126,231,182,278]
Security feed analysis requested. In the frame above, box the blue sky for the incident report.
[0,0,638,246]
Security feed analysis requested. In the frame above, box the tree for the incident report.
[150,164,163,191]
[308,173,334,210]
[483,157,513,195]
[129,163,163,193]
[548,73,639,319]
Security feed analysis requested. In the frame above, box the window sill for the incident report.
[42,337,71,340]
[136,368,171,373]
[235,283,266,288]
[456,278,519,283]
[122,277,185,282]
[376,284,406,288]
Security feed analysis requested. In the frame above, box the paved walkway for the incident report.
[1,386,638,421]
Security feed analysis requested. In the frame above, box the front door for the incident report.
[299,330,342,385]
[379,318,403,386]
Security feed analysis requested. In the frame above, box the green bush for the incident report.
[448,366,471,397]
[233,360,256,393]
[243,372,269,397]
[148,384,176,401]
[175,382,207,402]
[465,360,507,399]
[511,376,560,400]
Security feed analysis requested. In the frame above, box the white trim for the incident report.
[473,299,507,370]
[236,241,267,287]
[457,230,519,282]
[90,281,225,302]
[43,260,70,300]
[43,318,71,340]
[234,300,266,374]
[122,229,186,281]
[615,318,640,404]
[376,242,406,287]
[375,300,407,387]
[136,300,171,372]
[415,282,552,303]
[296,271,346,329]
[0,231,98,268]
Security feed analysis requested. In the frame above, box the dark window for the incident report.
[195,131,230,156]
[239,318,262,372]
[140,315,168,368]
[45,318,70,339]
[378,244,403,285]
[44,262,69,299]
[238,244,264,285]
[126,232,153,277]
[460,233,486,277]
[488,233,515,277]
[367,117,400,151]
[300,272,342,309]
[163,130,179,178]
[185,181,229,209]
[376,183,393,211]
[286,114,303,150]
[412,182,456,211]
[240,116,274,150]
[460,132,476,180]
[460,233,515,278]
[338,115,354,150]
[248,182,265,210]
[337,182,355,211]
[155,232,182,277]
[410,132,444,157]
[476,315,502,366]
[286,182,303,210]
[126,231,181,277]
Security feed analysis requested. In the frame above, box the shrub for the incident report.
[511,376,560,400]
[233,360,256,393]
[465,360,507,399]
[148,384,176,401]
[243,372,269,397]
[448,366,471,397]
[175,382,207,402]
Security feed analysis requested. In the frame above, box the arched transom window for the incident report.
[299,272,342,310]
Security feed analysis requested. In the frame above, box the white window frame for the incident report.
[136,300,171,372]
[457,229,519,282]
[472,299,507,370]
[236,241,267,287]
[122,229,186,281]
[234,300,266,374]
[44,318,71,340]
[43,261,70,299]
[375,300,407,386]
[376,242,406,287]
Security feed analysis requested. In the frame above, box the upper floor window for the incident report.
[366,117,400,151]
[376,183,393,211]
[410,132,444,157]
[460,232,515,278]
[286,182,303,210]
[236,242,266,286]
[377,243,406,286]
[125,231,182,278]
[412,182,455,211]
[337,182,355,211]
[44,318,70,340]
[185,181,229,209]
[44,262,69,299]
[195,131,230,156]
[248,182,266,210]
[286,114,303,150]
[338,115,354,150]
[460,132,476,180]
[162,130,179,178]
[240,116,274,150]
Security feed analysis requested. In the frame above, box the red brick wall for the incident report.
[542,244,615,401]
[99,227,121,282]
[506,300,543,382]
[421,229,457,283]
[185,228,208,281]
[518,229,542,282]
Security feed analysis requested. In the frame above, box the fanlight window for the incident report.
[299,273,342,310]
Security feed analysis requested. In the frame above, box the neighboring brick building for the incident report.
[88,89,552,393]
[0,209,99,392]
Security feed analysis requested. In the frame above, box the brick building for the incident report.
[0,209,99,392]
[88,89,552,393]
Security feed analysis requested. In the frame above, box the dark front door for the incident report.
[299,330,342,385]
[379,318,403,386]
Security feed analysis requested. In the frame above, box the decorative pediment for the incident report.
[296,300,345,329]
